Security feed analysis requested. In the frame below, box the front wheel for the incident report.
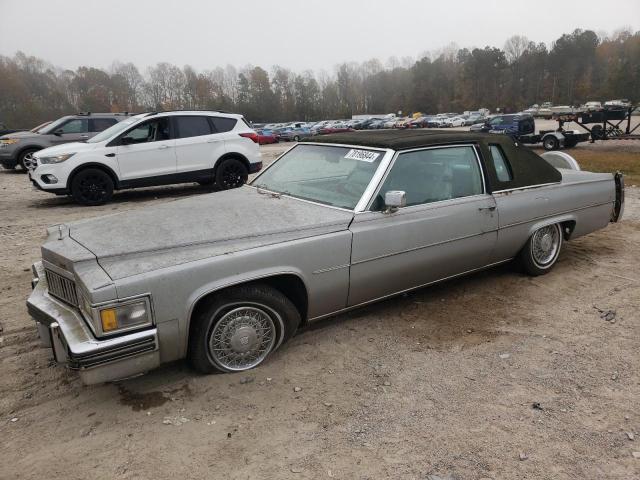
[215,158,248,190]
[18,148,40,172]
[519,223,563,276]
[70,168,114,206]
[188,284,301,373]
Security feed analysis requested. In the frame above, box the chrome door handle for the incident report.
[206,139,218,143]
[80,135,89,138]
[157,145,170,149]
[478,205,496,211]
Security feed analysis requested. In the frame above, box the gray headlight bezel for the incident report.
[79,292,154,338]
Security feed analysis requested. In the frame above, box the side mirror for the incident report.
[120,136,134,145]
[53,129,63,136]
[384,190,406,213]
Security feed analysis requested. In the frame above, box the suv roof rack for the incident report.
[142,109,234,116]
[75,112,136,116]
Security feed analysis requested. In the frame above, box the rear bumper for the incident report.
[26,262,160,385]
[612,172,624,222]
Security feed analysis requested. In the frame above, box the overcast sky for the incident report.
[1,0,638,73]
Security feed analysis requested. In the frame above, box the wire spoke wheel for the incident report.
[531,224,560,267]
[208,306,277,371]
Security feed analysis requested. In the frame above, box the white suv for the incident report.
[28,111,262,205]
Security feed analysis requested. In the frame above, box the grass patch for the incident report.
[534,148,640,185]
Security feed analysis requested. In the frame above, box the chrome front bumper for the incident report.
[26,262,160,385]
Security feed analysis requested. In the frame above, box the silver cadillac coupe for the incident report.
[27,130,624,384]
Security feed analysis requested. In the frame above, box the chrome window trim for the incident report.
[362,143,487,212]
[492,182,561,194]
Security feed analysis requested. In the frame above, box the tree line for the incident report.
[1,28,638,128]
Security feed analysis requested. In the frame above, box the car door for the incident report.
[173,115,224,174]
[49,118,89,145]
[348,145,498,306]
[114,117,177,181]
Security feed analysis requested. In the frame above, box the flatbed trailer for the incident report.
[553,105,639,143]
[517,105,638,150]
[517,128,590,151]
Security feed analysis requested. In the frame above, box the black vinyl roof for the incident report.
[305,129,562,192]
[308,129,500,150]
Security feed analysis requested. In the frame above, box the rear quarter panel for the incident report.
[491,171,615,262]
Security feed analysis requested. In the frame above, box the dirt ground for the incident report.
[0,141,639,480]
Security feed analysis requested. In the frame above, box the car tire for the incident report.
[518,223,563,276]
[543,136,560,151]
[18,148,40,172]
[188,283,301,374]
[215,158,248,190]
[70,168,114,206]
[293,135,300,142]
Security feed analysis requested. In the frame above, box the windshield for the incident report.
[252,144,384,210]
[87,117,140,143]
[31,121,52,133]
[39,117,69,134]
[490,116,515,126]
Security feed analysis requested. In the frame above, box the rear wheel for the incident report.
[70,168,114,206]
[519,223,563,276]
[188,284,300,373]
[215,158,248,190]
[543,135,560,151]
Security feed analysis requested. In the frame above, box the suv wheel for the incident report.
[215,158,248,190]
[188,284,300,373]
[18,148,40,172]
[70,168,114,206]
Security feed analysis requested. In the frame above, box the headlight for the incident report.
[0,138,20,145]
[39,153,75,164]
[80,295,153,336]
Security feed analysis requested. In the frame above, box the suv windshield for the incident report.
[38,117,69,134]
[252,144,384,210]
[87,117,140,143]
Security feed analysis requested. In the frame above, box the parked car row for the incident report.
[1,110,262,205]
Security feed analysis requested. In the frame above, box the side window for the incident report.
[489,144,513,182]
[59,119,88,134]
[211,117,237,133]
[175,116,213,139]
[90,118,117,132]
[122,118,171,144]
[373,146,483,210]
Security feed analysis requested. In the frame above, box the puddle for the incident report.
[118,386,169,411]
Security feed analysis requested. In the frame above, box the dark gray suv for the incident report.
[0,112,134,171]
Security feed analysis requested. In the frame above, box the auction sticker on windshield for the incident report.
[344,149,380,162]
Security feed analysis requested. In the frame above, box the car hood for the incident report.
[67,186,354,280]
[34,142,98,157]
[0,130,40,140]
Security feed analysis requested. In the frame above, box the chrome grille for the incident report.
[45,269,78,306]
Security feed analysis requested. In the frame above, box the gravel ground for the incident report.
[0,141,638,480]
